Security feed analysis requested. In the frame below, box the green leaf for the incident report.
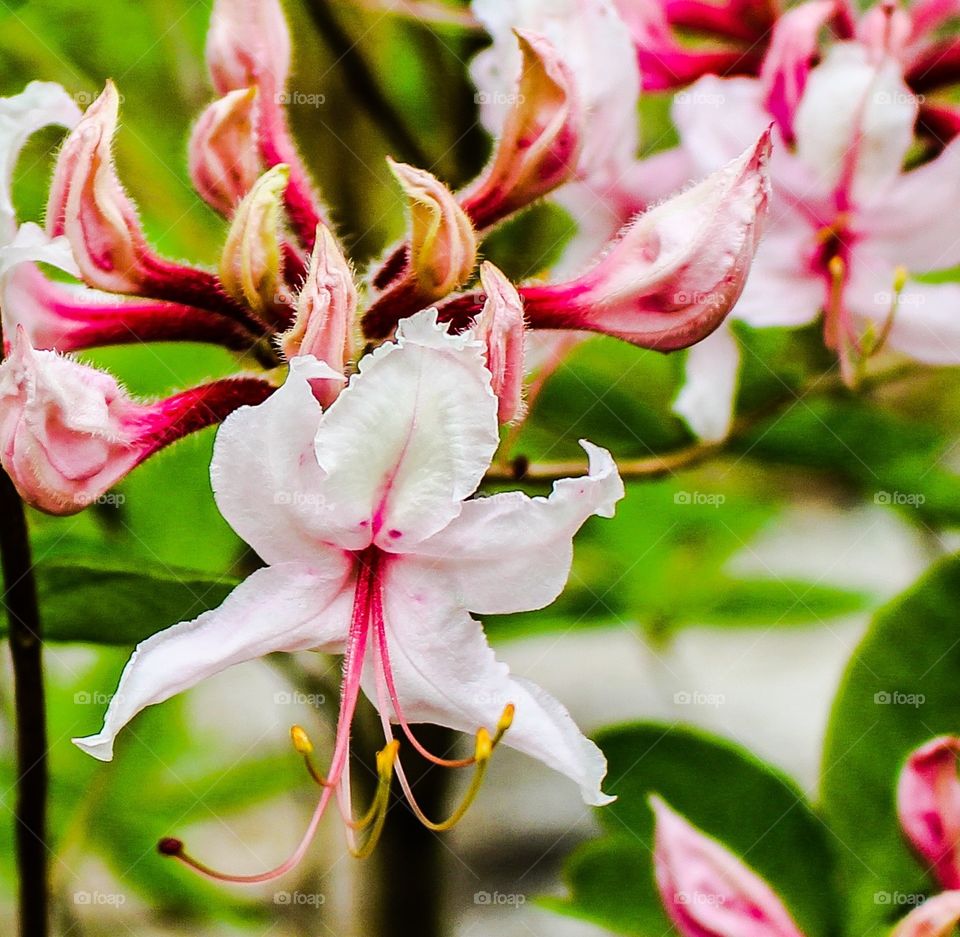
[821,553,960,937]
[551,723,839,937]
[0,561,238,645]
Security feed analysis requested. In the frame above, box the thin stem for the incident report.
[484,362,918,485]
[333,0,482,30]
[302,0,434,168]
[0,470,48,937]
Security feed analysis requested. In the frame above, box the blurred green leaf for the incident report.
[0,561,237,644]
[550,723,838,937]
[821,553,960,937]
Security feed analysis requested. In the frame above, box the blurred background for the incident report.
[3,0,960,934]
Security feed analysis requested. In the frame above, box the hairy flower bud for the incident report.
[898,736,960,890]
[652,796,807,937]
[519,130,771,350]
[206,0,291,96]
[281,224,356,406]
[461,31,581,230]
[473,262,525,423]
[189,87,261,217]
[219,164,289,315]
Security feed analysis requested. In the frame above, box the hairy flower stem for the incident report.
[0,468,48,937]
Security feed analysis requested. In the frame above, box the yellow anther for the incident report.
[893,265,908,293]
[828,255,845,281]
[376,740,400,778]
[475,727,493,762]
[290,725,313,755]
[497,703,515,734]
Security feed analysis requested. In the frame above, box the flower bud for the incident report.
[280,224,356,407]
[460,31,581,230]
[891,893,960,937]
[219,164,289,315]
[189,88,261,218]
[897,736,960,890]
[44,82,160,295]
[473,262,525,423]
[389,159,478,301]
[520,130,771,351]
[651,795,807,937]
[0,328,273,514]
[206,0,291,96]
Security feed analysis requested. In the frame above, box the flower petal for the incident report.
[72,560,353,761]
[409,440,622,614]
[211,355,343,565]
[673,325,740,443]
[311,309,499,552]
[0,82,81,244]
[794,42,916,204]
[372,559,613,804]
[891,893,960,937]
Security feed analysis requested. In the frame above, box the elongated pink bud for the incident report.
[460,31,581,230]
[45,83,250,324]
[898,736,960,890]
[0,328,273,514]
[280,224,355,406]
[361,162,478,338]
[189,88,261,217]
[519,130,771,351]
[206,0,290,97]
[474,262,525,423]
[891,892,960,937]
[219,164,290,316]
[651,796,807,937]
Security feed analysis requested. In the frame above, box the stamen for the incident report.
[370,577,512,768]
[291,724,335,788]
[348,741,399,859]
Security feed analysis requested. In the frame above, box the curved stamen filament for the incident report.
[348,742,399,858]
[370,576,513,768]
[158,557,378,884]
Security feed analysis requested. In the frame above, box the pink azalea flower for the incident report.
[73,310,624,874]
[651,795,808,937]
[898,736,960,890]
[671,29,960,440]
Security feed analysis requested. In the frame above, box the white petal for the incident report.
[859,137,960,272]
[0,82,81,244]
[211,355,344,565]
[847,265,960,365]
[794,43,915,204]
[72,560,353,761]
[672,326,740,443]
[409,440,623,614]
[311,309,499,552]
[0,222,80,278]
[372,560,613,805]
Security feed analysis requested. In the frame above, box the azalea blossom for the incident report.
[898,735,960,890]
[73,310,624,874]
[651,795,808,937]
[891,892,960,937]
[669,20,960,440]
